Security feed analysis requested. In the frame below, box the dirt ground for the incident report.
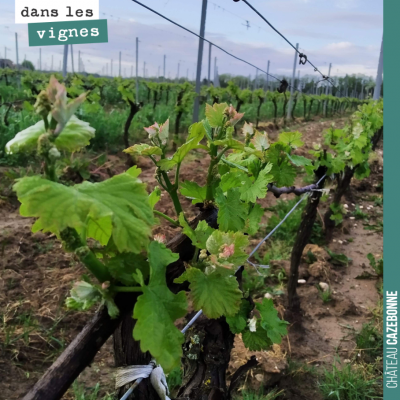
[0,116,383,400]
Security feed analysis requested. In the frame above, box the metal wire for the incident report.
[239,0,335,86]
[130,0,289,87]
[247,174,327,265]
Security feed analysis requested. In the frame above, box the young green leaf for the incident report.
[148,187,162,209]
[65,281,101,312]
[193,221,216,249]
[105,253,149,286]
[256,298,288,344]
[206,230,249,267]
[126,166,142,178]
[184,267,242,319]
[158,122,205,171]
[124,143,163,157]
[179,215,215,249]
[286,153,313,167]
[215,188,247,232]
[226,299,252,334]
[246,204,264,235]
[6,115,95,154]
[251,131,270,151]
[14,173,154,254]
[205,102,228,127]
[179,181,207,204]
[271,161,297,187]
[133,241,187,372]
[242,323,272,351]
[213,138,244,151]
[278,131,304,148]
[240,163,273,203]
[202,118,213,142]
[66,280,119,318]
[219,171,252,193]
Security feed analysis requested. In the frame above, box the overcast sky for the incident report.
[0,0,383,80]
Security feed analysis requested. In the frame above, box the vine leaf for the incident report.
[251,131,270,151]
[65,281,101,312]
[126,166,142,178]
[214,138,244,151]
[124,143,162,157]
[286,153,312,167]
[105,253,149,286]
[66,280,119,318]
[133,241,187,372]
[6,115,95,154]
[219,171,252,193]
[246,204,264,235]
[240,163,273,203]
[184,267,242,319]
[158,122,205,171]
[179,215,215,249]
[205,102,228,128]
[256,298,288,344]
[226,299,252,334]
[148,187,162,209]
[271,161,297,187]
[206,230,249,267]
[279,131,304,148]
[242,323,272,351]
[13,173,154,254]
[179,181,207,204]
[215,188,247,232]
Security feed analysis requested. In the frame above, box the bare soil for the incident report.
[0,116,383,400]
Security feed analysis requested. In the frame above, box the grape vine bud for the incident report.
[224,104,244,126]
[75,246,90,259]
[48,146,61,160]
[154,234,166,244]
[101,281,110,290]
[37,133,52,157]
[219,243,235,259]
[34,90,51,120]
[199,249,208,260]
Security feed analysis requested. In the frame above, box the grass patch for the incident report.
[352,206,369,220]
[287,359,317,377]
[318,359,380,400]
[236,388,284,400]
[355,323,383,363]
[167,365,183,396]
[367,253,383,277]
[71,381,114,400]
[363,221,383,233]
[317,285,332,303]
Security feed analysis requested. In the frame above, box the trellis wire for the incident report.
[247,173,326,269]
[130,0,291,89]
[238,0,335,86]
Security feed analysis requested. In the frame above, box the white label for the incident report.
[15,1,99,24]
